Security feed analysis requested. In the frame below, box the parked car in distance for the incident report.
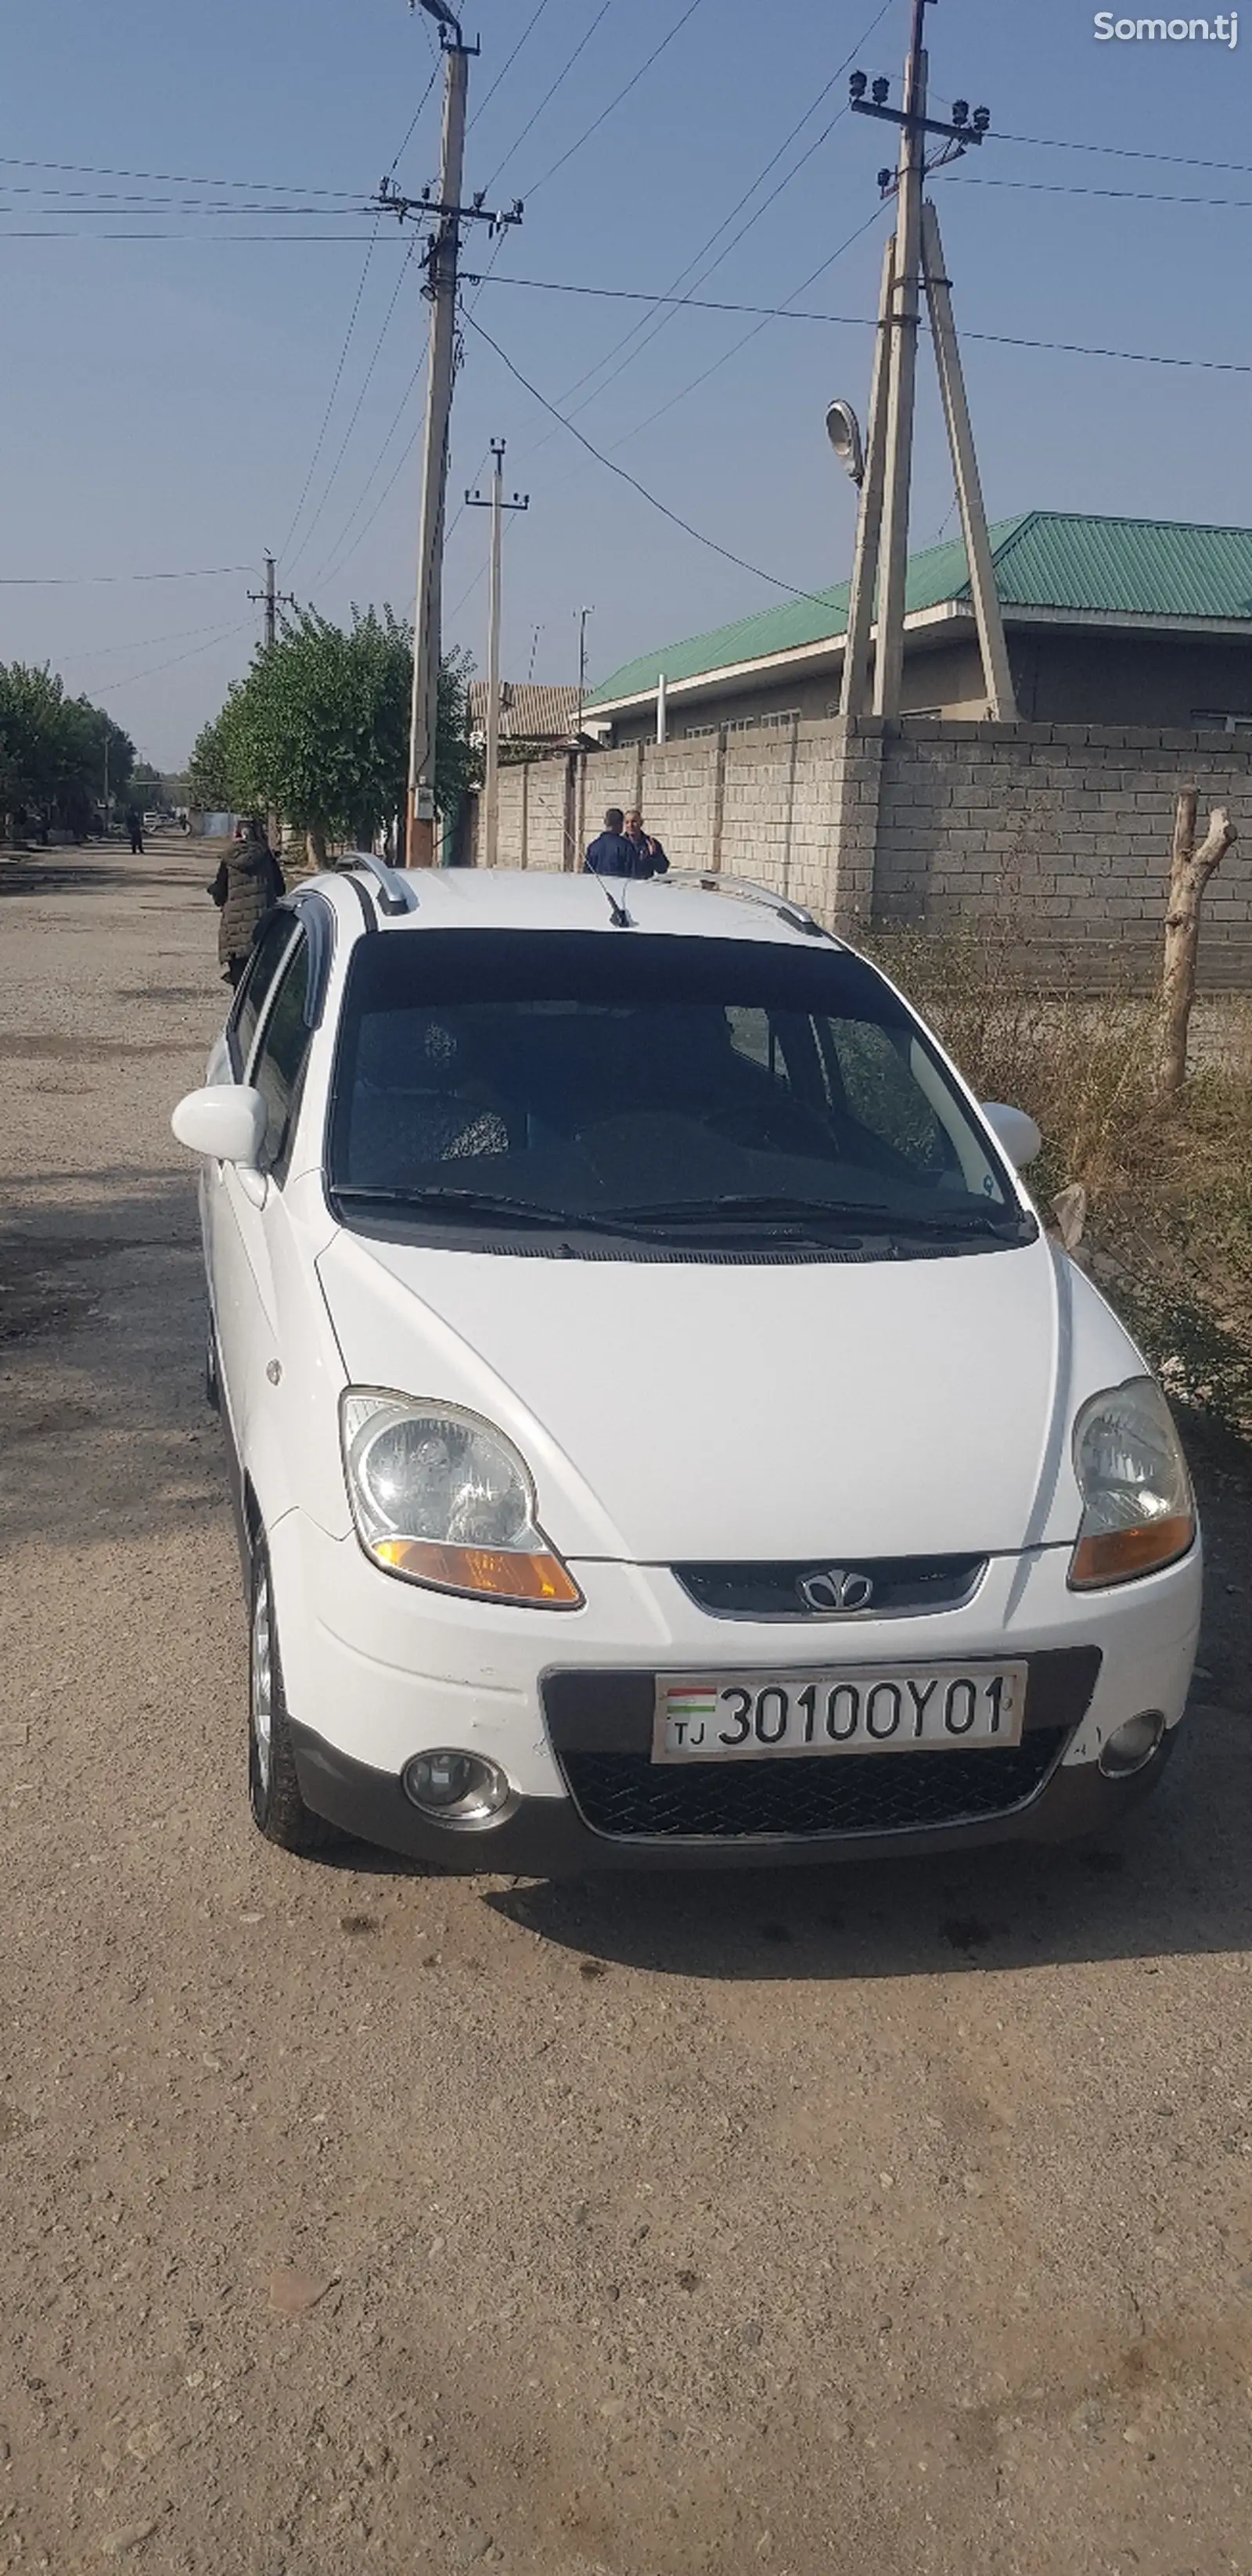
[171,862,1201,1873]
[142,811,161,834]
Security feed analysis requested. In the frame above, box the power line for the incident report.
[462,309,839,607]
[466,268,1252,378]
[522,0,707,198]
[483,0,616,195]
[609,208,887,449]
[0,151,360,194]
[997,128,1252,182]
[547,0,894,420]
[468,0,557,131]
[81,619,256,692]
[286,238,419,577]
[953,174,1252,213]
[305,367,426,590]
[386,59,442,181]
[0,562,254,586]
[277,217,383,564]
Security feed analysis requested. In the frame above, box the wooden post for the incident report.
[1160,786,1237,1094]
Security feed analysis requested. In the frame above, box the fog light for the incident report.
[1099,1709,1166,1779]
[401,1748,513,1826]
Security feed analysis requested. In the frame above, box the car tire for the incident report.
[205,1320,220,1414]
[248,1538,336,1854]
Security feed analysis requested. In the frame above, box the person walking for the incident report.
[127,806,144,856]
[623,807,668,878]
[585,807,647,878]
[207,816,286,988]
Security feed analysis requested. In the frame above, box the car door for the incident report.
[209,923,313,1450]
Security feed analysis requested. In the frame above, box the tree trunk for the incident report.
[306,823,328,873]
[1160,789,1236,1094]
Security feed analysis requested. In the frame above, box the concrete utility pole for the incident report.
[380,5,523,866]
[466,439,529,870]
[846,5,1004,717]
[920,202,1016,720]
[873,0,928,721]
[838,234,895,722]
[248,553,296,651]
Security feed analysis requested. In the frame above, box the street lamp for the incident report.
[826,399,865,488]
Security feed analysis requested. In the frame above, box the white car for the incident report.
[171,859,1201,1872]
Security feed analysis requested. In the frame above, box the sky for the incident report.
[2,0,1250,768]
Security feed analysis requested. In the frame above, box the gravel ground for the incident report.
[2,838,1252,2576]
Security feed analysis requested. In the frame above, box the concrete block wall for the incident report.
[471,716,1252,986]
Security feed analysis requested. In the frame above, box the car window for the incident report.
[250,933,313,1179]
[228,911,297,1076]
[822,1019,954,1177]
[326,930,1027,1254]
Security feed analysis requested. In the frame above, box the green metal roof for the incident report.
[588,511,1252,707]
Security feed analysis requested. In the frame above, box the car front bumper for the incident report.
[268,1509,1201,1874]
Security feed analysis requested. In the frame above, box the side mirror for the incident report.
[172,1083,267,1170]
[980,1101,1042,1171]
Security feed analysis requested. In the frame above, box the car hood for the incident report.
[315,1227,1139,1563]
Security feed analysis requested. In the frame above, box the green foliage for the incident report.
[0,663,134,839]
[188,612,478,843]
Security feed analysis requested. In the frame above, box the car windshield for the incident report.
[326,929,1033,1252]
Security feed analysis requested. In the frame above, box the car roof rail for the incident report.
[344,850,419,916]
[655,871,833,941]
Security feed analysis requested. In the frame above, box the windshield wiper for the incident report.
[608,1193,1029,1241]
[330,1184,692,1238]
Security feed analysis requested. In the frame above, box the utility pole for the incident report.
[847,6,1004,718]
[838,235,895,722]
[873,0,927,721]
[574,606,592,742]
[379,3,523,866]
[466,438,529,869]
[248,552,296,650]
[920,203,1016,720]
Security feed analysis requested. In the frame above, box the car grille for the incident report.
[558,1730,1068,1843]
[674,1554,986,1619]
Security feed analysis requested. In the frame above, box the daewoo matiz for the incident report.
[171,860,1201,1870]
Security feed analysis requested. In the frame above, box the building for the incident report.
[467,681,583,758]
[587,512,1252,745]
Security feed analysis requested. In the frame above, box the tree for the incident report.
[0,664,133,842]
[186,611,478,859]
[1160,787,1238,1094]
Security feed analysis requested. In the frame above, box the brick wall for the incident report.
[473,716,1252,986]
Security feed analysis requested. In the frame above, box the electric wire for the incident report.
[462,309,840,608]
[0,563,254,586]
[545,0,894,420]
[468,0,557,131]
[286,237,420,579]
[385,59,442,182]
[482,0,615,196]
[520,0,707,199]
[276,215,383,565]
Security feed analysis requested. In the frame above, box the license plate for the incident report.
[652,1662,1027,1763]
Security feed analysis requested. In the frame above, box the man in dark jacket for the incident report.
[584,807,641,877]
[622,807,669,877]
[208,818,285,986]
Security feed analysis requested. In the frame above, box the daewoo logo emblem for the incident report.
[797,1566,875,1614]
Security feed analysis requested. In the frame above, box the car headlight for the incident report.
[339,1391,582,1608]
[1068,1376,1195,1589]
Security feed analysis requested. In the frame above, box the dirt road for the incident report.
[2,837,1252,2576]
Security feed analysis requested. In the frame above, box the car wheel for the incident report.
[205,1320,220,1414]
[248,1539,335,1854]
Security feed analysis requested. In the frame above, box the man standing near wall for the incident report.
[623,807,669,877]
[584,807,642,876]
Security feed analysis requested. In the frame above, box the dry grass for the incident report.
[870,918,1252,1436]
